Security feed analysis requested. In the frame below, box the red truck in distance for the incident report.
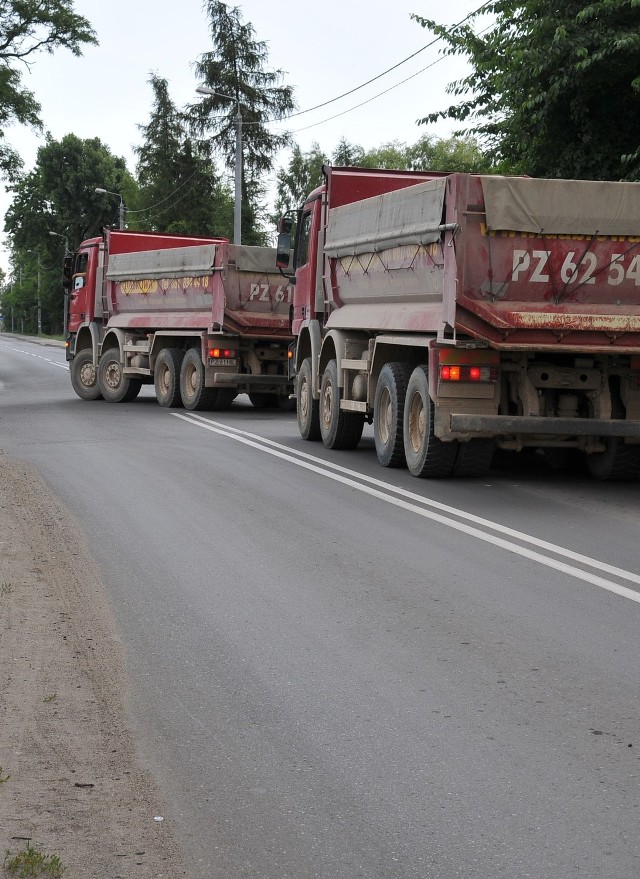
[65,229,293,410]
[277,165,640,479]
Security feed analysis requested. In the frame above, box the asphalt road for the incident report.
[2,333,640,879]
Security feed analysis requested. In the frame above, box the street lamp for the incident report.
[26,249,42,335]
[48,230,70,254]
[95,187,125,230]
[196,85,242,245]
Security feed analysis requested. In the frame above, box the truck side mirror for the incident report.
[276,216,293,270]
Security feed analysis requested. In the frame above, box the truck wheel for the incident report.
[586,438,640,481]
[403,365,457,478]
[452,439,495,478]
[374,362,411,467]
[297,357,321,440]
[70,349,102,401]
[180,348,218,411]
[98,348,142,403]
[154,348,184,408]
[320,359,364,450]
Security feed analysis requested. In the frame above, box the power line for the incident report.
[279,0,493,122]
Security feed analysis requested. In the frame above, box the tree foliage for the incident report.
[187,1,296,244]
[134,74,234,237]
[0,0,97,179]
[3,134,135,333]
[415,0,640,180]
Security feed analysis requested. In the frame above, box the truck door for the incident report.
[67,250,91,332]
[291,207,314,336]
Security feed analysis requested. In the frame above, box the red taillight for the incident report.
[440,364,497,382]
[208,348,234,358]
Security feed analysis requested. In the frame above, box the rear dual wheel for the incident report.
[179,348,236,411]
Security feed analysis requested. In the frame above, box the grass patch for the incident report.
[1,582,13,596]
[3,846,65,878]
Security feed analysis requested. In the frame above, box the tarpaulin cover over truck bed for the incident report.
[325,178,447,257]
[106,244,216,281]
[481,176,640,236]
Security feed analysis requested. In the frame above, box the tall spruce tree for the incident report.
[135,74,233,237]
[187,1,296,244]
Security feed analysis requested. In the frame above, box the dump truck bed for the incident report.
[323,172,640,352]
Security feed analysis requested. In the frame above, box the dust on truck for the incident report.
[65,228,293,409]
[277,165,640,479]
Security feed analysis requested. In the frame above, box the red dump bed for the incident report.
[323,170,640,353]
[102,229,292,339]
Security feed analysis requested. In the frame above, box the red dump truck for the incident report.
[65,229,293,409]
[276,166,640,479]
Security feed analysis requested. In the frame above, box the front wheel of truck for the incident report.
[403,365,457,478]
[319,359,364,450]
[297,357,321,441]
[70,349,102,401]
[98,348,142,403]
[155,348,184,408]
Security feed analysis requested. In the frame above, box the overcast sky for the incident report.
[0,0,484,272]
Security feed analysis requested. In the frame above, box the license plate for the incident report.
[208,358,236,367]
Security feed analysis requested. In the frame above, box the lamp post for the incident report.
[95,187,125,230]
[26,249,42,335]
[196,85,242,245]
[49,231,71,335]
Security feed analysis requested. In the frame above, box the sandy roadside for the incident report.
[0,449,188,878]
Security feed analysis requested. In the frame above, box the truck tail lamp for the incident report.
[440,364,497,383]
[208,347,235,359]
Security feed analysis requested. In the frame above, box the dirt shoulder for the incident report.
[0,451,187,878]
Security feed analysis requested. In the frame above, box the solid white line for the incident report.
[173,412,640,605]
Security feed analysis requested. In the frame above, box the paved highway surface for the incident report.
[1,334,639,878]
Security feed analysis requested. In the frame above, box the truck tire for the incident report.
[374,362,411,467]
[403,365,457,478]
[297,357,321,440]
[585,395,640,481]
[586,438,640,481]
[98,348,142,403]
[154,348,184,408]
[180,348,218,411]
[320,359,364,450]
[452,439,495,478]
[70,349,102,401]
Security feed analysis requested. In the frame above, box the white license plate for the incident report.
[208,358,236,367]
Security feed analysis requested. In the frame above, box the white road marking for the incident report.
[4,344,69,370]
[174,412,640,605]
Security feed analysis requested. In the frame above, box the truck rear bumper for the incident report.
[450,414,640,438]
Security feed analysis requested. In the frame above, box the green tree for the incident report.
[4,134,136,333]
[187,1,296,244]
[0,1,97,179]
[332,138,365,166]
[415,1,640,180]
[134,74,234,237]
[273,142,327,216]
